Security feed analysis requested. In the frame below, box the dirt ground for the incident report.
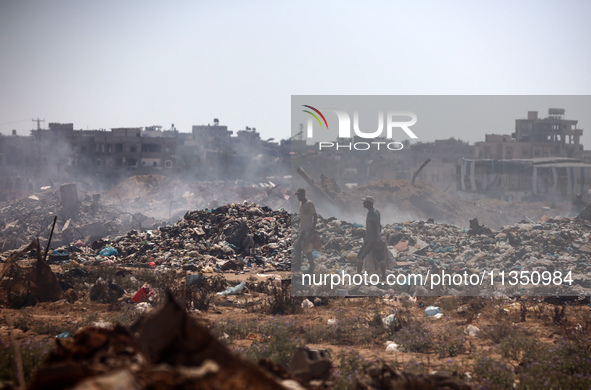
[1,261,590,389]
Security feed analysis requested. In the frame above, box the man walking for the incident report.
[293,188,317,273]
[357,196,387,280]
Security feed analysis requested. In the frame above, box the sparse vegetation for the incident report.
[0,338,53,384]
[472,355,515,390]
[393,321,435,353]
[436,326,466,358]
[4,271,591,390]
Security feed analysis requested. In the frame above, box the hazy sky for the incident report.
[1,1,590,144]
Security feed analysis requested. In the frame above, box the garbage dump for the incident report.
[4,199,589,297]
[2,199,591,389]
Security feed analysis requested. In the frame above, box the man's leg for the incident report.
[379,262,387,281]
[293,235,303,272]
[357,242,368,274]
[305,252,315,273]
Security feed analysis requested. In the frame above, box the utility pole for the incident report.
[32,118,45,130]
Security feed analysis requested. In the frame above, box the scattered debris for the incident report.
[29,293,291,390]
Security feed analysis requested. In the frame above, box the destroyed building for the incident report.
[459,157,591,202]
[0,119,292,202]
[475,109,584,160]
[462,110,590,202]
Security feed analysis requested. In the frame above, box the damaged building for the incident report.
[460,109,590,202]
[475,109,584,160]
[30,123,177,187]
[459,157,591,202]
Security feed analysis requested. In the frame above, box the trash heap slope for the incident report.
[65,202,293,272]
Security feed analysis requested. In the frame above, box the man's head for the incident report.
[296,188,306,202]
[362,196,374,209]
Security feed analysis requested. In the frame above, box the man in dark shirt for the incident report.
[357,196,387,280]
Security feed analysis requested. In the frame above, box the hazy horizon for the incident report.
[2,1,590,146]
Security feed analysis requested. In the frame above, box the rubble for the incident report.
[40,202,293,274]
[3,194,588,297]
[319,179,566,229]
[295,213,591,296]
[0,184,160,252]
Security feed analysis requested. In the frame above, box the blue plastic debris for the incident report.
[99,247,119,257]
[217,280,246,296]
[425,306,441,316]
[56,331,72,338]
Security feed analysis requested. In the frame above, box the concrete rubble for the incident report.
[0,183,162,252]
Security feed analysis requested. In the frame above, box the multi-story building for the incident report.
[475,109,584,160]
[461,109,589,202]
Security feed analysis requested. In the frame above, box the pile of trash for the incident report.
[303,214,591,296]
[52,202,292,272]
[4,193,590,297]
[0,183,161,252]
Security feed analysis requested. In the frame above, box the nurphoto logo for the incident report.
[302,105,418,151]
